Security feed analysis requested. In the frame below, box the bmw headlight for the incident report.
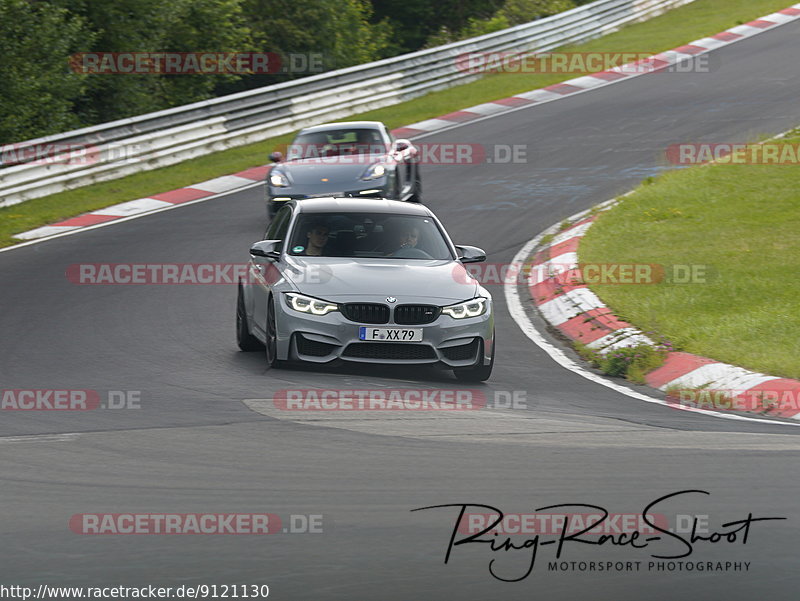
[270,171,290,188]
[285,292,339,316]
[360,162,386,181]
[442,297,487,319]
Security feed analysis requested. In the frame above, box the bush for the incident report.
[0,0,94,141]
[423,0,577,47]
[499,0,577,26]
[575,337,672,384]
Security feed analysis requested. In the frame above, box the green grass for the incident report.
[0,0,793,248]
[579,132,800,380]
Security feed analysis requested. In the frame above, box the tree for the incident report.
[0,0,93,143]
[499,0,577,26]
[372,0,504,53]
[58,0,254,124]
[422,0,578,47]
[243,0,391,71]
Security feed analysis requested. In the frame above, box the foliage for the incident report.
[425,0,578,46]
[499,0,577,26]
[53,0,254,124]
[242,0,392,73]
[372,0,504,54]
[575,337,672,384]
[0,0,94,141]
[2,0,393,141]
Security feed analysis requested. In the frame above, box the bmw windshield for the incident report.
[288,213,454,260]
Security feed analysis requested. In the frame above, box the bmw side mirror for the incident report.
[455,245,486,264]
[250,240,282,260]
[268,151,283,163]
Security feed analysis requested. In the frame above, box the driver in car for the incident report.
[354,129,382,155]
[301,222,330,256]
[387,225,420,256]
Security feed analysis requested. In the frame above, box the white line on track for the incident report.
[0,433,80,444]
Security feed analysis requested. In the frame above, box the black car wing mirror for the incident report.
[455,245,486,264]
[250,239,282,260]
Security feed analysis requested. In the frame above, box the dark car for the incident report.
[265,121,422,218]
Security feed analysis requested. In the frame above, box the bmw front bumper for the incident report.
[274,294,494,368]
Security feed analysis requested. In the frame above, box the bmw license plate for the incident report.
[359,327,423,342]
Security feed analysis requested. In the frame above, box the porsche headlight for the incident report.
[285,292,339,316]
[270,171,290,188]
[360,162,386,181]
[442,297,487,319]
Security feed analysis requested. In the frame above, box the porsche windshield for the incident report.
[288,213,453,260]
[287,128,388,159]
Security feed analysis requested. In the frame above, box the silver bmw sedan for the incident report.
[236,197,494,381]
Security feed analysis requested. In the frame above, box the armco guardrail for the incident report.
[0,0,695,208]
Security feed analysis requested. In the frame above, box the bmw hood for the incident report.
[283,257,479,304]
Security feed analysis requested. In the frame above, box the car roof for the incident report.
[297,121,385,134]
[291,197,434,217]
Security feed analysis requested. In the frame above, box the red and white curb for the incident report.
[11,3,800,242]
[13,167,270,240]
[528,201,800,421]
[391,5,800,138]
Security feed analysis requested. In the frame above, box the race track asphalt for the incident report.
[1,19,799,600]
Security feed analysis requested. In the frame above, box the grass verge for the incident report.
[579,130,800,380]
[0,0,794,248]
